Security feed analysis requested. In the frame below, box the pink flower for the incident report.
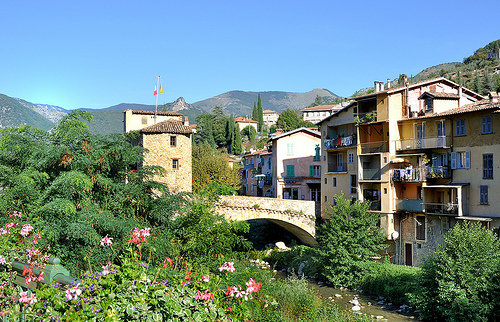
[245,278,262,294]
[100,262,112,276]
[0,256,6,265]
[219,262,235,273]
[18,291,37,306]
[10,211,22,218]
[128,227,151,244]
[100,235,113,246]
[0,228,7,235]
[194,290,214,301]
[20,224,34,237]
[163,257,173,268]
[201,275,210,282]
[65,285,82,301]
[5,222,17,229]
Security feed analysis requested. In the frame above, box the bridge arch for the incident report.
[215,196,317,246]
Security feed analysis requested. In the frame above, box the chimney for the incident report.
[490,92,499,103]
[184,116,190,126]
[387,78,391,89]
[374,81,379,92]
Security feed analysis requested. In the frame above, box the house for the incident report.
[268,127,322,215]
[240,149,273,197]
[123,110,193,193]
[353,77,484,266]
[301,104,343,124]
[235,117,258,132]
[316,103,358,218]
[263,110,279,128]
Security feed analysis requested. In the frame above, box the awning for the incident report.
[391,158,408,163]
[455,216,494,222]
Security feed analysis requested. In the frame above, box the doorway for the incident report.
[405,243,413,266]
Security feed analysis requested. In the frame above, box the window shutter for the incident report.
[309,165,314,177]
[465,151,471,169]
[450,152,457,169]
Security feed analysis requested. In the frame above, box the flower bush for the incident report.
[1,218,267,321]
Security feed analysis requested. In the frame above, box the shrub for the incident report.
[414,221,500,321]
[359,261,421,305]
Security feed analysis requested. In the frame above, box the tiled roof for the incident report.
[235,117,258,123]
[301,104,337,112]
[140,120,192,134]
[401,100,500,121]
[263,109,278,114]
[124,109,183,116]
[426,92,460,99]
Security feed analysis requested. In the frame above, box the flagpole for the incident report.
[154,76,159,124]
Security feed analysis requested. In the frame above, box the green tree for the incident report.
[415,221,500,321]
[226,114,235,153]
[232,123,242,155]
[313,193,387,288]
[252,102,257,121]
[276,109,302,132]
[257,93,264,132]
[241,125,257,142]
[195,113,216,147]
[212,105,228,148]
[484,67,495,94]
[308,94,323,107]
[192,143,241,193]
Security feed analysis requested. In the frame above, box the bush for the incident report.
[414,221,500,321]
[359,261,421,305]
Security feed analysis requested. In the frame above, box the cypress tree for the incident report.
[227,114,235,153]
[252,102,257,121]
[257,93,264,132]
[233,123,242,155]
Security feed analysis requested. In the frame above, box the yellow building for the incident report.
[123,110,193,193]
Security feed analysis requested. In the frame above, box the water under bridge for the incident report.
[214,195,317,246]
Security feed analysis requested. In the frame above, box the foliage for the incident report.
[276,109,302,132]
[194,113,216,147]
[266,245,320,277]
[359,261,421,305]
[313,193,387,288]
[241,125,257,142]
[212,105,228,148]
[257,94,264,132]
[259,275,370,322]
[232,122,243,155]
[192,143,241,194]
[414,221,500,321]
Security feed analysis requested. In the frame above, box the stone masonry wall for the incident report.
[142,132,192,193]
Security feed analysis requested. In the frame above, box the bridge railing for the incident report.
[11,257,78,290]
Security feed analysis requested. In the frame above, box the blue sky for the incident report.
[1,0,498,110]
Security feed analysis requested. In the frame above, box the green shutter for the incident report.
[309,165,314,177]
[286,165,295,177]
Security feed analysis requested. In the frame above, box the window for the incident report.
[350,175,357,194]
[325,195,327,202]
[483,154,493,179]
[332,177,337,187]
[348,153,354,164]
[416,216,426,241]
[324,177,327,184]
[310,165,321,177]
[480,185,489,205]
[286,165,295,177]
[425,98,433,111]
[141,116,148,125]
[172,159,179,169]
[482,116,492,134]
[450,151,470,169]
[286,143,294,155]
[170,136,177,147]
[456,119,465,136]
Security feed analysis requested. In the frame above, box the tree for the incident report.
[226,114,235,153]
[192,143,241,193]
[308,94,323,108]
[313,193,387,287]
[241,125,256,142]
[195,113,216,147]
[276,109,302,132]
[212,105,228,148]
[257,93,264,132]
[484,67,495,94]
[415,221,500,321]
[232,123,242,155]
[252,102,257,121]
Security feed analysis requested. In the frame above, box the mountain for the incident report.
[0,94,57,130]
[192,88,338,117]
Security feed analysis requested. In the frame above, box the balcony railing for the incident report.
[426,166,450,179]
[392,167,426,182]
[396,199,424,212]
[324,135,356,150]
[244,163,255,169]
[356,112,378,124]
[368,201,381,211]
[395,136,451,151]
[360,141,388,154]
[362,168,381,180]
[327,163,347,173]
[424,202,459,215]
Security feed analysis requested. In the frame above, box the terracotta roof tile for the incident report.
[235,117,258,123]
[301,104,337,112]
[140,120,192,134]
[401,100,500,121]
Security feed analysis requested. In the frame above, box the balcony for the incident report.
[424,202,458,215]
[395,136,451,151]
[244,163,255,170]
[327,163,347,173]
[396,199,424,212]
[360,141,388,154]
[362,168,381,180]
[324,135,356,150]
[426,166,450,179]
[392,167,426,182]
[356,112,378,124]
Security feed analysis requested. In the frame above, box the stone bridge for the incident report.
[214,196,317,246]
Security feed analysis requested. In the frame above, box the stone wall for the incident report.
[142,132,192,193]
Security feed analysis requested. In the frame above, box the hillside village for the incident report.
[126,74,500,268]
